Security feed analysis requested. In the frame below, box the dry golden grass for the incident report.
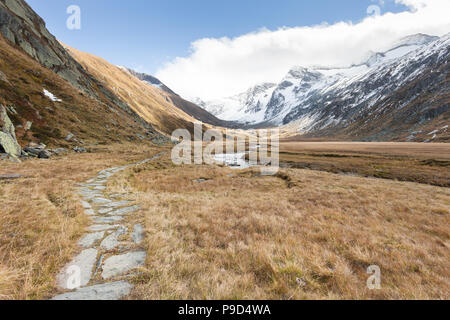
[109,153,450,300]
[280,142,450,159]
[0,143,165,299]
[1,141,448,300]
[277,142,450,187]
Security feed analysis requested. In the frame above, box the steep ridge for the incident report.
[126,69,234,127]
[0,0,164,150]
[0,0,127,110]
[0,33,155,149]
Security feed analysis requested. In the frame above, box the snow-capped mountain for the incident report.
[197,33,449,141]
[196,82,277,124]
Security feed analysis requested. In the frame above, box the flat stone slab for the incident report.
[132,224,144,244]
[52,281,133,300]
[89,224,120,232]
[98,207,113,214]
[78,232,105,248]
[58,248,98,289]
[91,197,112,204]
[94,216,124,224]
[100,200,133,208]
[78,191,102,199]
[102,251,146,279]
[81,201,92,209]
[100,227,127,251]
[107,205,140,216]
[84,209,96,216]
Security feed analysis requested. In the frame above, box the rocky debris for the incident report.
[38,150,52,159]
[25,121,32,131]
[0,173,24,180]
[0,105,21,158]
[102,251,146,279]
[73,146,87,153]
[52,281,133,301]
[57,248,98,290]
[0,70,9,83]
[6,105,17,115]
[23,143,45,157]
[151,135,171,145]
[22,143,62,160]
[192,178,209,183]
[65,133,74,142]
[52,148,68,156]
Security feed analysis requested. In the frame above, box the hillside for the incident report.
[127,69,234,127]
[66,46,218,135]
[0,0,225,160]
[0,0,168,155]
[0,33,156,150]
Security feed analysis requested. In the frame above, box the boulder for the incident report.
[0,105,21,158]
[0,132,21,157]
[52,148,68,156]
[65,133,74,142]
[0,70,9,83]
[73,146,87,153]
[23,147,41,156]
[24,142,46,157]
[38,150,51,159]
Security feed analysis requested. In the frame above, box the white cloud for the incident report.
[156,0,450,100]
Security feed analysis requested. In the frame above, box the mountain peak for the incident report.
[392,33,439,49]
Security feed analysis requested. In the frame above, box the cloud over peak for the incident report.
[156,0,450,100]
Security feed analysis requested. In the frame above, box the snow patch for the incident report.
[43,89,62,102]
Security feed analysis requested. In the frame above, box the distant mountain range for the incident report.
[196,33,449,141]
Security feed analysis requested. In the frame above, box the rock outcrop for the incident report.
[0,104,21,157]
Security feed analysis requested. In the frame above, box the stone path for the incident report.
[52,153,163,300]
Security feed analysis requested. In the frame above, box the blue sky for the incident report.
[27,0,408,75]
